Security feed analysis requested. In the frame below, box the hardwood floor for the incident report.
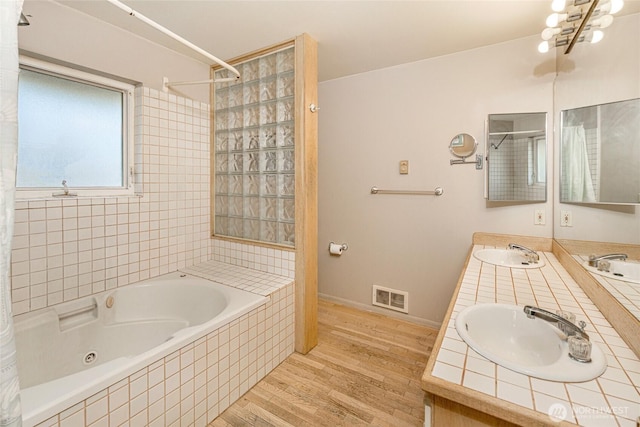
[209,299,438,427]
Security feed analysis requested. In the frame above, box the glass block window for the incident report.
[214,47,295,246]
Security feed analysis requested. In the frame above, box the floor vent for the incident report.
[372,285,408,314]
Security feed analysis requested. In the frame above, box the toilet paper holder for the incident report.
[329,242,348,254]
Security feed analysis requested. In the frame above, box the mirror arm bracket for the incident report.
[450,154,483,170]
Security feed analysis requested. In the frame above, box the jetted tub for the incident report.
[14,271,269,426]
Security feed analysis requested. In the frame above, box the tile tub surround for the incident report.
[10,87,212,316]
[422,243,640,427]
[210,238,295,280]
[10,85,299,426]
[31,260,295,427]
[10,86,294,313]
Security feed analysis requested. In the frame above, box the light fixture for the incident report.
[538,0,623,54]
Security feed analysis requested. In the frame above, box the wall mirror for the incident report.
[486,112,547,202]
[449,133,477,158]
[560,98,640,205]
[449,133,483,169]
[552,14,640,347]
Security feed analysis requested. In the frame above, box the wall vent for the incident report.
[372,285,408,314]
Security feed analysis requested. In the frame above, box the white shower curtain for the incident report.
[1,0,24,425]
[563,125,596,203]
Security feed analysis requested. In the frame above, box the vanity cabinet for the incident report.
[428,395,520,427]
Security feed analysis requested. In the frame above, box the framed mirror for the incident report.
[486,112,547,202]
[560,98,640,205]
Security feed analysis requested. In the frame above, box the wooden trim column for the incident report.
[294,33,318,354]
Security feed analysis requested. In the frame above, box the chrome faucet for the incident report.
[507,243,540,263]
[523,305,589,341]
[588,253,627,267]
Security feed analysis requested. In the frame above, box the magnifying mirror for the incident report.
[449,133,477,159]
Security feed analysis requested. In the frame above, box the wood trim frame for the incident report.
[209,34,319,354]
[294,33,318,354]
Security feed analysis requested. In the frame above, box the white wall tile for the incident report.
[11,88,212,314]
[13,87,298,426]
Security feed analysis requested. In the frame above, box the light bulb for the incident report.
[538,40,551,53]
[542,27,561,40]
[546,12,568,27]
[591,14,614,28]
[546,13,560,27]
[552,0,567,12]
[598,0,624,15]
[610,0,624,14]
[590,30,604,43]
[579,30,605,44]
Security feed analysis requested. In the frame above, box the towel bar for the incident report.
[370,186,444,196]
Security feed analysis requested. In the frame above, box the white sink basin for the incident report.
[474,249,545,268]
[455,303,607,382]
[584,260,640,284]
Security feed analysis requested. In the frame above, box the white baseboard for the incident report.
[318,293,442,330]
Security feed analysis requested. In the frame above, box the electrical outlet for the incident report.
[534,209,545,225]
[399,160,409,175]
[560,210,572,227]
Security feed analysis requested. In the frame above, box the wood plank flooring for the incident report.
[209,299,438,427]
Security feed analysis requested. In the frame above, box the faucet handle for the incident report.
[568,335,592,363]
[578,320,587,331]
[597,260,611,272]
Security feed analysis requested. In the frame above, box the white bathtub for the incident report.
[14,271,269,427]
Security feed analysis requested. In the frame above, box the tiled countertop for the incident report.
[422,244,640,427]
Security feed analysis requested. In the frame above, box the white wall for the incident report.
[318,36,555,327]
[18,0,210,103]
[553,13,640,244]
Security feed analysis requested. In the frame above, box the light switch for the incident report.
[399,160,409,175]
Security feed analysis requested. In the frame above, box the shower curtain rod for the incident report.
[105,0,241,89]
[488,129,544,136]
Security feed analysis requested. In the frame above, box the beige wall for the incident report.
[18,0,210,103]
[317,36,554,327]
[553,13,640,244]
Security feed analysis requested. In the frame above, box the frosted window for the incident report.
[214,47,295,246]
[18,68,124,188]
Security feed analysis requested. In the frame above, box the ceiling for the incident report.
[24,0,640,82]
